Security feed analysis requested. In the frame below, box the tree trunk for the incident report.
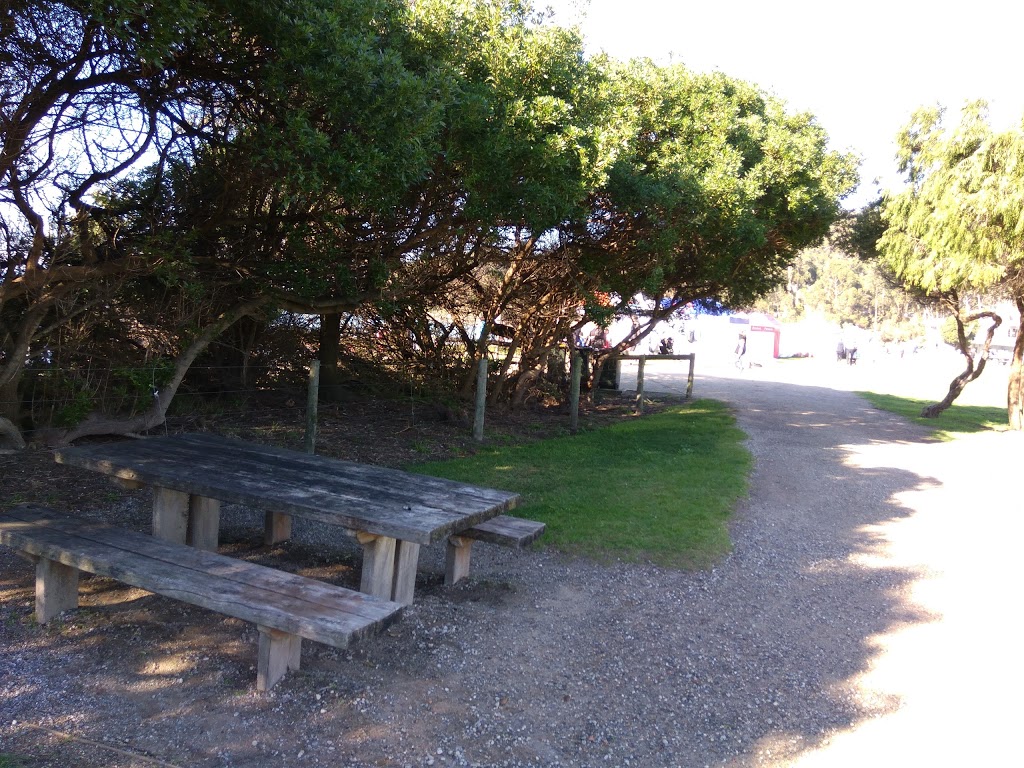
[318,312,343,399]
[0,416,26,450]
[920,367,980,418]
[488,339,520,407]
[1009,300,1024,430]
[0,376,19,425]
[53,298,268,445]
[921,310,1000,419]
[0,373,25,448]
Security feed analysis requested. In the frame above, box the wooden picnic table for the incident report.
[54,433,520,605]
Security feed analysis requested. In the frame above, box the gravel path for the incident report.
[3,357,1021,766]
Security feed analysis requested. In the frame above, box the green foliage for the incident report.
[412,0,600,228]
[880,102,1024,296]
[878,101,1024,426]
[1,0,866,438]
[411,400,751,569]
[940,315,977,346]
[753,232,925,338]
[575,59,859,310]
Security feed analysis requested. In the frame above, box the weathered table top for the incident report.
[55,433,520,545]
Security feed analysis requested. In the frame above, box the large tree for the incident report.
[403,59,858,402]
[0,0,451,445]
[878,102,1024,425]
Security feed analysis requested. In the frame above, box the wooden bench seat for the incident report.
[445,514,546,585]
[0,504,402,690]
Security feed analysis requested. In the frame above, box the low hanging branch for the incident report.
[0,416,27,450]
[920,310,1001,419]
[53,297,271,446]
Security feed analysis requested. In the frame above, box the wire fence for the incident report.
[4,364,310,429]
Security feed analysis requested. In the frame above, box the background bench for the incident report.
[445,514,546,585]
[0,504,402,690]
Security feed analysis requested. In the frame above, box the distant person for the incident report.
[836,340,846,362]
[847,346,858,365]
[734,332,747,369]
[659,337,674,355]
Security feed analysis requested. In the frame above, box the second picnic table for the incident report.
[54,433,521,605]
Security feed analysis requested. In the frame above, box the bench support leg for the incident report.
[36,558,79,623]
[356,533,397,601]
[153,487,189,544]
[187,496,220,552]
[264,511,292,545]
[392,541,420,606]
[256,626,302,691]
[445,535,474,586]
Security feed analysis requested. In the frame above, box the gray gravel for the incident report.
[3,358,1021,766]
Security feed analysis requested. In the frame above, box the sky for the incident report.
[542,0,1024,210]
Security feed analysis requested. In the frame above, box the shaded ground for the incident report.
[2,361,1021,766]
[1,390,661,514]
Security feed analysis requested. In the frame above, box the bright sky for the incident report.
[543,0,1024,210]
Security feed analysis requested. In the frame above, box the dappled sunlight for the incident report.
[769,428,1024,765]
[652,364,1022,765]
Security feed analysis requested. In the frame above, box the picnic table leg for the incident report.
[445,535,474,585]
[187,496,220,552]
[256,626,302,691]
[391,541,421,606]
[36,557,80,622]
[356,532,397,601]
[264,511,292,545]
[152,487,189,544]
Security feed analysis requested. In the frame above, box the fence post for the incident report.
[686,353,695,399]
[635,356,646,415]
[592,356,605,404]
[569,351,582,434]
[305,360,320,454]
[473,357,488,442]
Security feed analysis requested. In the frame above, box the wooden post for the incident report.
[569,352,582,434]
[36,558,79,622]
[356,532,397,601]
[686,353,695,399]
[264,511,292,545]
[473,356,487,442]
[445,535,474,585]
[152,486,189,544]
[186,495,220,552]
[635,356,647,415]
[257,626,302,691]
[391,541,421,606]
[304,360,320,454]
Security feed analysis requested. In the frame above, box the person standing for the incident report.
[735,332,747,369]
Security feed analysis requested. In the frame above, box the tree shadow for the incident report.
[0,371,999,766]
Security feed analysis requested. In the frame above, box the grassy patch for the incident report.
[857,391,1008,439]
[411,400,751,569]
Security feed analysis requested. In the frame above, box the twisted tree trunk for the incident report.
[921,310,1001,419]
[52,298,269,446]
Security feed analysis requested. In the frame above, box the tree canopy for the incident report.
[0,0,857,447]
[878,101,1024,425]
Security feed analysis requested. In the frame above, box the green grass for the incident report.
[411,400,751,569]
[857,391,1008,440]
[0,755,27,768]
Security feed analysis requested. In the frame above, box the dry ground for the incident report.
[0,389,673,768]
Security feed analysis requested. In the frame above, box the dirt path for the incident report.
[3,356,1022,766]
[646,358,1024,766]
